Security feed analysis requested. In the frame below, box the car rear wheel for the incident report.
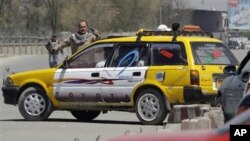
[71,110,101,121]
[18,87,52,121]
[135,89,168,125]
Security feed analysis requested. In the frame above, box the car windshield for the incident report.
[191,42,238,65]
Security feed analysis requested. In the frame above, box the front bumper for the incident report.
[2,85,20,105]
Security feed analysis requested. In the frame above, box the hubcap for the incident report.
[137,93,160,121]
[24,93,46,116]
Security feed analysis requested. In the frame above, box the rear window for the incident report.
[191,42,238,65]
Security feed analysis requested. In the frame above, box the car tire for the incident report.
[18,87,52,121]
[71,110,101,121]
[215,96,231,123]
[135,89,168,125]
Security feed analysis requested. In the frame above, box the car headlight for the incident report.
[4,77,14,86]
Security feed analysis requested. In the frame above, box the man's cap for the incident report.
[157,24,171,31]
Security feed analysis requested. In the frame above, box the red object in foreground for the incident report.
[109,131,229,141]
[108,108,250,141]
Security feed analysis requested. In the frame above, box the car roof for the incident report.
[97,35,222,43]
[95,30,222,43]
[78,30,224,56]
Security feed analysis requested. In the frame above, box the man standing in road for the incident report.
[45,35,64,67]
[54,20,99,54]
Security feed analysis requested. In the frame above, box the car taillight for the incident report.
[190,70,199,85]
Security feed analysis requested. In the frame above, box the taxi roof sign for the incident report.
[182,25,202,32]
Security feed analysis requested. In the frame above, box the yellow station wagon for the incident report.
[2,29,238,125]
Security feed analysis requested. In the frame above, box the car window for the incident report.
[68,44,113,68]
[151,43,187,66]
[108,43,149,67]
[191,42,238,65]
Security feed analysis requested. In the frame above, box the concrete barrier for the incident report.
[181,117,211,130]
[204,108,224,128]
[168,104,224,130]
[168,104,208,123]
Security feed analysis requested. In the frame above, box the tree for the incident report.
[0,0,46,35]
[111,0,161,31]
[60,0,118,33]
[44,0,61,34]
[0,0,4,15]
[0,0,193,35]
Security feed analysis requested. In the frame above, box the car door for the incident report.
[150,43,189,103]
[53,43,113,102]
[101,43,149,103]
[222,52,250,116]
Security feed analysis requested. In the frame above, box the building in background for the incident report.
[228,0,250,30]
[170,0,228,43]
[228,0,250,48]
[174,0,228,32]
[170,0,249,47]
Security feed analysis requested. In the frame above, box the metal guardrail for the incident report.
[0,36,71,55]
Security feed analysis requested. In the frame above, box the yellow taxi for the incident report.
[2,27,238,125]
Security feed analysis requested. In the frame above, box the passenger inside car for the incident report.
[95,60,106,68]
[136,47,148,66]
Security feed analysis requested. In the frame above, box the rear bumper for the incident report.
[2,85,20,105]
[183,86,216,103]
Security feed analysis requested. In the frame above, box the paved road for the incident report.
[0,49,248,141]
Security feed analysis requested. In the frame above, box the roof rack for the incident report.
[105,35,128,39]
[136,29,214,42]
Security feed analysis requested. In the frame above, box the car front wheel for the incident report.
[135,89,168,125]
[18,87,52,121]
[71,110,101,121]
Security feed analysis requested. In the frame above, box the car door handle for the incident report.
[132,72,141,76]
[91,72,99,77]
[226,93,234,97]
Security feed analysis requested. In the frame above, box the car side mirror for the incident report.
[223,65,236,75]
[241,71,250,83]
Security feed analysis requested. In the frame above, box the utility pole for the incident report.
[222,12,228,45]
[159,6,162,24]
